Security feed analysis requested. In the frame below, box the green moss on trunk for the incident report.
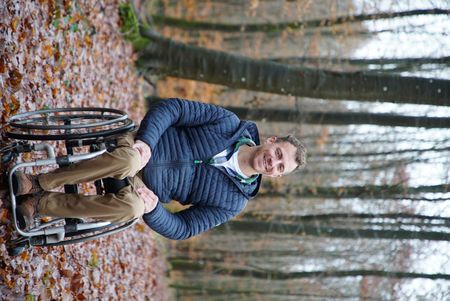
[118,4,150,51]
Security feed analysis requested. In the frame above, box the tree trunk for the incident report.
[260,184,449,199]
[147,96,450,128]
[242,212,450,225]
[217,220,450,241]
[169,283,356,299]
[151,9,450,32]
[270,56,450,69]
[226,106,450,128]
[170,259,450,279]
[138,31,449,106]
[312,146,450,158]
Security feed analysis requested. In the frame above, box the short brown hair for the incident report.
[276,135,307,172]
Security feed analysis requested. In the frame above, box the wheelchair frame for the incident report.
[2,107,139,256]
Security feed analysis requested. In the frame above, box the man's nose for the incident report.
[272,156,282,165]
[268,156,281,169]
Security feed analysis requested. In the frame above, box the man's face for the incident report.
[252,137,298,177]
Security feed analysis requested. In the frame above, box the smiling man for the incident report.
[15,98,306,240]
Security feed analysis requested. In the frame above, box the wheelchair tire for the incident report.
[5,107,135,141]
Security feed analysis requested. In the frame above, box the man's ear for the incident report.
[265,136,277,144]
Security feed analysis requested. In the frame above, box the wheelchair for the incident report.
[1,107,139,256]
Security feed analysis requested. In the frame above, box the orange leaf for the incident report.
[20,251,29,261]
[84,35,92,47]
[43,44,54,57]
[10,95,20,114]
[22,152,32,160]
[2,100,11,118]
[11,18,19,32]
[44,70,53,84]
[18,31,27,42]
[0,210,10,228]
[51,88,58,98]
[135,223,146,233]
[40,216,52,223]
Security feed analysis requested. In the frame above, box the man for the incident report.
[14,98,306,240]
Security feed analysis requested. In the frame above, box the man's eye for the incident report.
[277,148,282,158]
[279,165,284,173]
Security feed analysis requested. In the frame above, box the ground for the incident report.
[0,1,168,300]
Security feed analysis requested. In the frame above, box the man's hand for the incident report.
[133,139,152,170]
[136,186,159,213]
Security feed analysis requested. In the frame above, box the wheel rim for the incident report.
[5,107,135,140]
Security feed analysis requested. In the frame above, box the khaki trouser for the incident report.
[36,133,146,223]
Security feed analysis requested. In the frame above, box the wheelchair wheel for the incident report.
[5,107,135,141]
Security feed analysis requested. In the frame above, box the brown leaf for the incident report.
[0,56,6,73]
[8,68,23,89]
[70,272,83,292]
[18,31,27,43]
[60,269,73,277]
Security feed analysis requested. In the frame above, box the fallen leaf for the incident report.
[10,94,20,114]
[8,68,23,90]
[2,100,11,118]
[135,223,146,233]
[70,272,83,292]
[88,250,99,268]
[11,17,20,32]
[0,56,6,73]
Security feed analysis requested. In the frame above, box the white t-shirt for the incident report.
[211,148,249,180]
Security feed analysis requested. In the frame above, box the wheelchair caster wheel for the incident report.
[1,151,13,164]
[7,241,28,256]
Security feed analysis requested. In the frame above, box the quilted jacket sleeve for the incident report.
[136,98,239,151]
[142,201,245,240]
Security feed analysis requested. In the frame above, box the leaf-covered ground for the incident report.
[0,1,168,299]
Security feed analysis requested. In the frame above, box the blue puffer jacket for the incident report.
[136,98,261,240]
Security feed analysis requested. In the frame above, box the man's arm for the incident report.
[142,201,245,240]
[136,98,239,151]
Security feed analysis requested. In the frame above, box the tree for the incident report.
[150,9,450,33]
[170,259,450,279]
[269,56,450,73]
[242,212,450,226]
[260,184,448,199]
[217,220,450,241]
[147,96,450,128]
[135,30,449,106]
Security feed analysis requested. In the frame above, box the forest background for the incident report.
[139,0,450,300]
[1,0,450,300]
